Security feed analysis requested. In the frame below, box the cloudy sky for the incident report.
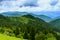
[0,0,60,13]
[0,0,60,18]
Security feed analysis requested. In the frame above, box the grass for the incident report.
[0,33,24,40]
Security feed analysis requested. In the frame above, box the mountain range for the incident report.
[1,11,60,28]
[0,11,53,22]
[49,18,60,29]
[0,13,59,31]
[1,11,28,16]
[31,14,52,22]
[0,12,60,40]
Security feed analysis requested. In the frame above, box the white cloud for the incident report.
[0,0,60,13]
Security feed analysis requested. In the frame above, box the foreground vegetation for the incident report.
[0,33,24,40]
[0,14,60,40]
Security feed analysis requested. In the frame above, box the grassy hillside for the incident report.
[0,33,24,40]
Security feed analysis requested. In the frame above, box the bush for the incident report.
[35,32,45,40]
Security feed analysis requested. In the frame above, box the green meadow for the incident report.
[0,33,24,40]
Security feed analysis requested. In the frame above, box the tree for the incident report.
[30,27,36,40]
[23,32,29,39]
[14,27,20,37]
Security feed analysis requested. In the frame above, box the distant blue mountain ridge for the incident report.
[30,13,52,22]
[1,11,28,17]
[0,11,60,22]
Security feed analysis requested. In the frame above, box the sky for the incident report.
[0,0,60,18]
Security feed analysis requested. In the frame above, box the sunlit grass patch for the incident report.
[0,33,24,40]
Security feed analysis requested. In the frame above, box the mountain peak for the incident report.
[22,14,36,19]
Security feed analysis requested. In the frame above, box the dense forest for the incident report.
[0,14,60,40]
